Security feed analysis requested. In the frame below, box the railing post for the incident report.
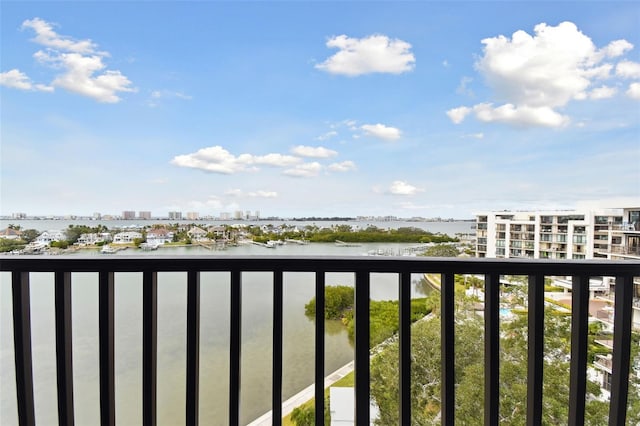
[99,271,115,426]
[315,271,326,426]
[186,270,200,426]
[609,274,633,426]
[568,274,589,426]
[272,270,283,426]
[143,271,158,426]
[527,274,544,426]
[354,270,370,425]
[229,270,242,426]
[55,271,75,426]
[399,271,412,425]
[441,272,455,425]
[12,271,35,426]
[484,272,500,425]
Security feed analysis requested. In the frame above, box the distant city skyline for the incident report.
[1,2,638,218]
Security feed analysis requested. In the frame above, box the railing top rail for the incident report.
[1,255,638,276]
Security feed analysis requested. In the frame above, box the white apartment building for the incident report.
[475,209,624,260]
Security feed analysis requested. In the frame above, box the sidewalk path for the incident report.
[247,360,354,426]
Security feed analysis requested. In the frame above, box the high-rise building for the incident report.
[12,212,27,219]
[122,210,136,220]
[234,211,243,220]
[138,211,152,220]
[220,212,231,220]
[186,212,199,220]
[474,209,623,260]
[168,211,183,220]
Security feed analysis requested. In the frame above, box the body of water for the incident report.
[1,240,442,425]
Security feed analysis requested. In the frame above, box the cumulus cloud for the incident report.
[627,82,640,100]
[316,34,415,76]
[0,69,53,92]
[171,146,301,174]
[446,106,472,124]
[291,145,338,158]
[361,123,402,141]
[283,162,323,177]
[1,17,135,103]
[327,161,356,172]
[616,60,640,79]
[589,85,617,99]
[448,21,636,127]
[389,180,422,195]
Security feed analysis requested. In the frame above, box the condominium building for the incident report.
[138,211,152,220]
[168,211,183,220]
[475,209,623,260]
[186,212,199,220]
[122,210,136,220]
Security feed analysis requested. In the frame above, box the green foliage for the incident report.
[133,238,144,247]
[0,238,26,252]
[50,240,69,249]
[369,306,622,425]
[305,285,354,320]
[420,244,459,257]
[20,229,40,243]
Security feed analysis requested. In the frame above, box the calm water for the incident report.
[0,240,447,425]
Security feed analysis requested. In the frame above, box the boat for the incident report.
[101,245,117,254]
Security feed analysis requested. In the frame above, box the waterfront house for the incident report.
[146,228,174,245]
[112,231,143,243]
[0,228,23,240]
[187,226,208,241]
[35,230,66,245]
[76,232,113,245]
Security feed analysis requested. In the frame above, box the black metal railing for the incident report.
[1,256,639,426]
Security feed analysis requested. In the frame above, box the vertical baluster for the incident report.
[314,271,326,426]
[441,272,455,424]
[609,274,633,426]
[186,270,200,425]
[12,271,35,426]
[527,274,544,426]
[272,270,283,426]
[568,274,589,425]
[484,272,500,425]
[399,271,412,425]
[55,271,75,426]
[99,271,115,426]
[143,271,157,426]
[354,270,370,425]
[229,270,242,426]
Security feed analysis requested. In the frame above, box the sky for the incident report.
[1,1,639,219]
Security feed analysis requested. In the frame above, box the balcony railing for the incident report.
[1,255,639,426]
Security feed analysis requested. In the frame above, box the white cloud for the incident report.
[389,180,422,195]
[361,123,401,141]
[446,106,472,124]
[22,18,99,54]
[616,60,640,79]
[291,145,338,158]
[316,34,415,76]
[627,82,640,100]
[315,131,338,141]
[328,161,356,172]
[147,90,193,107]
[171,145,301,174]
[456,76,474,96]
[283,162,323,177]
[2,17,135,103]
[0,69,53,92]
[248,190,278,198]
[448,21,635,127]
[589,85,617,99]
[225,189,243,196]
[474,103,569,127]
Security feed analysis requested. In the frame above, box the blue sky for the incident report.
[1,1,638,219]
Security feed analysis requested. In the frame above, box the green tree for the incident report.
[420,244,459,257]
[21,229,40,243]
